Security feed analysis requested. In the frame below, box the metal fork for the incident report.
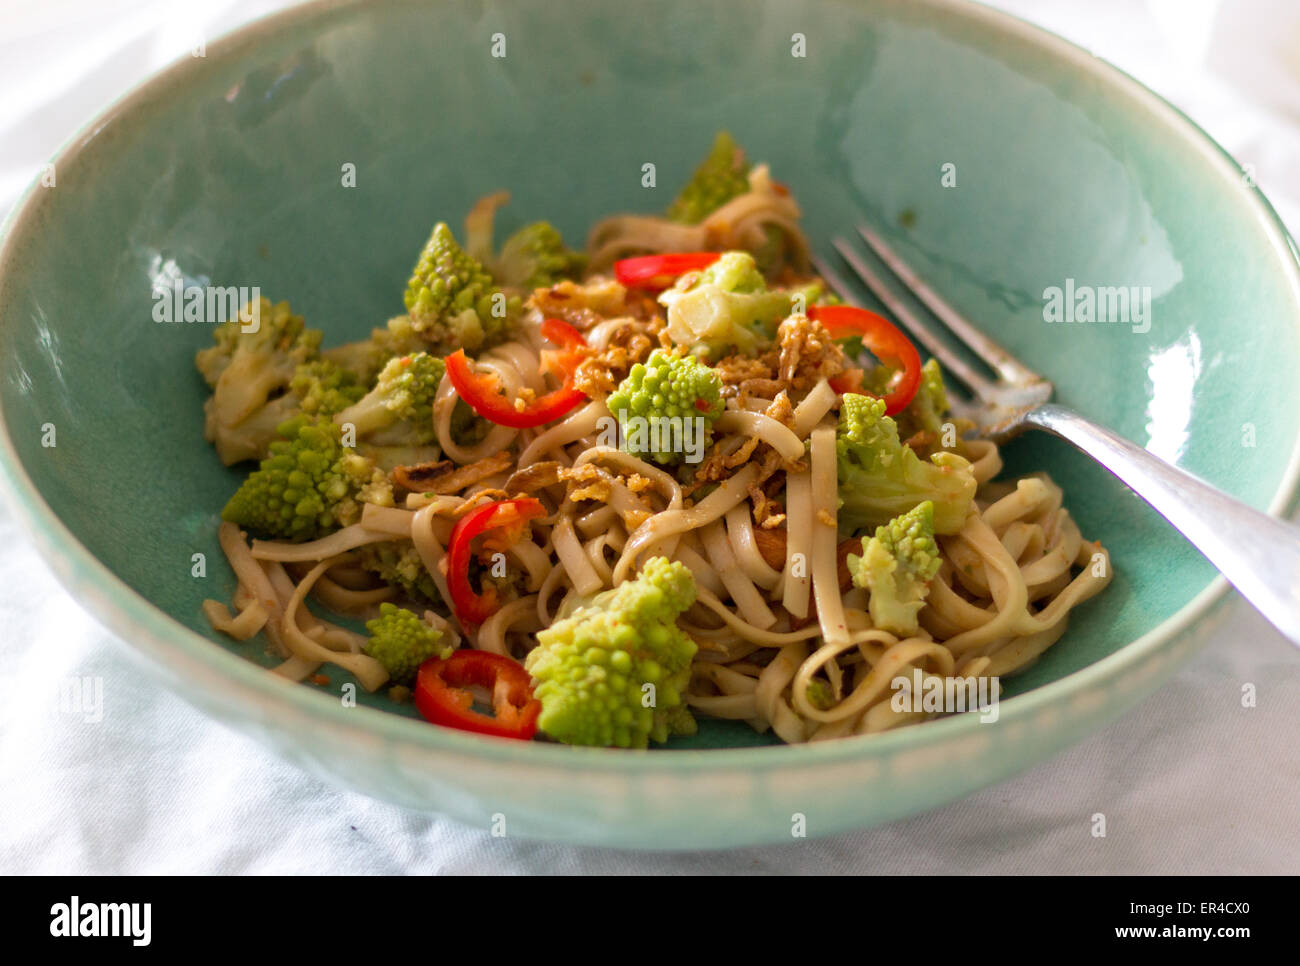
[816,225,1300,648]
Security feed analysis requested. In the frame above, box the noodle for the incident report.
[700,519,776,628]
[792,379,837,437]
[279,557,389,690]
[410,502,456,613]
[201,598,268,641]
[435,371,517,463]
[724,504,782,590]
[518,400,606,468]
[809,425,849,648]
[554,515,604,596]
[781,469,813,618]
[310,572,395,613]
[614,464,759,583]
[251,524,391,563]
[477,596,542,657]
[670,539,727,597]
[714,411,804,461]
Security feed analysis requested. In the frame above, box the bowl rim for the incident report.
[1,0,1298,775]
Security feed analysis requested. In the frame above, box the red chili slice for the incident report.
[809,304,922,415]
[446,497,546,626]
[828,367,865,395]
[614,252,721,290]
[446,322,590,430]
[537,317,588,382]
[415,650,541,740]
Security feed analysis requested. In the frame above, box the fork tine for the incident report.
[856,224,1042,385]
[823,240,996,398]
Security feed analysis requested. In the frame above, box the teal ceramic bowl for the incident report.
[2,0,1298,848]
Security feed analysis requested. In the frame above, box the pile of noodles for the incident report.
[587,164,810,270]
[204,191,1112,744]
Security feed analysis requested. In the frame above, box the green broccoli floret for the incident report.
[525,557,699,748]
[657,251,793,358]
[325,337,490,463]
[403,222,518,354]
[290,359,365,418]
[195,298,319,389]
[364,603,450,683]
[196,298,325,464]
[667,131,751,224]
[836,393,976,536]
[911,358,950,429]
[335,352,444,441]
[322,314,427,386]
[494,221,587,290]
[866,357,959,458]
[790,278,841,314]
[201,390,299,467]
[221,415,392,541]
[847,501,943,636]
[699,248,766,291]
[332,351,451,472]
[605,349,724,463]
[357,541,440,605]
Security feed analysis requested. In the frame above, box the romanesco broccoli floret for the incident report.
[867,357,961,458]
[525,557,699,748]
[195,298,325,464]
[363,602,450,683]
[657,251,793,358]
[335,352,444,443]
[836,393,975,536]
[605,349,724,463]
[403,222,517,354]
[221,415,392,541]
[495,221,587,290]
[195,298,319,389]
[289,359,365,418]
[357,541,440,605]
[847,500,943,636]
[667,131,751,224]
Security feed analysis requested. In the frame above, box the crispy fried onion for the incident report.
[776,314,848,393]
[528,278,650,330]
[391,451,513,496]
[570,316,669,398]
[715,315,847,404]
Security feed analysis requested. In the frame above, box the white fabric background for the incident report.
[1,0,1297,875]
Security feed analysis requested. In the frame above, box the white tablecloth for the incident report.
[1,0,1297,874]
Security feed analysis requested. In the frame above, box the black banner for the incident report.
[5,876,1290,951]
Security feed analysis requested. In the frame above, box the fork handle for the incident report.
[1024,403,1300,647]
